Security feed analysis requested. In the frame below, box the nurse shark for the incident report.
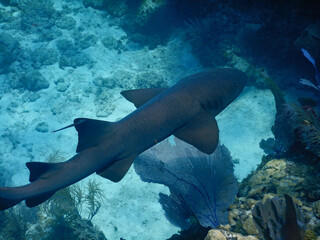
[0,68,246,210]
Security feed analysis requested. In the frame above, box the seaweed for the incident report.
[84,180,106,220]
[0,204,38,240]
[71,219,106,240]
[71,184,84,215]
[32,180,106,240]
[43,180,106,221]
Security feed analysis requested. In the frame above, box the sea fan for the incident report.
[134,137,238,229]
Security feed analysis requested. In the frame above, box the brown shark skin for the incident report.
[0,68,247,210]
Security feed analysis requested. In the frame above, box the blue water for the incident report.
[0,0,319,239]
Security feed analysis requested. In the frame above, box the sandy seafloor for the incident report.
[0,1,276,239]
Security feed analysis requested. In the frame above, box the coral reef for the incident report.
[54,77,70,92]
[304,229,317,240]
[229,157,320,238]
[285,104,320,158]
[134,138,238,229]
[10,70,49,92]
[0,33,20,73]
[0,205,38,240]
[204,229,258,240]
[252,194,305,240]
[35,122,49,133]
[31,48,59,69]
[56,38,93,69]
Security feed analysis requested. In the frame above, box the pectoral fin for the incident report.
[97,156,136,182]
[121,88,167,108]
[174,113,219,154]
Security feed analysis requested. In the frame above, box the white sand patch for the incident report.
[88,170,178,240]
[217,87,276,181]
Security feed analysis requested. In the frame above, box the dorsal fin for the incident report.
[121,88,167,108]
[174,113,219,154]
[97,155,135,182]
[25,162,57,207]
[26,162,56,182]
[73,118,115,153]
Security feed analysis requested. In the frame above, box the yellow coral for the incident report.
[304,229,317,240]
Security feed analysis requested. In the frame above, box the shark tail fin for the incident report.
[0,162,57,210]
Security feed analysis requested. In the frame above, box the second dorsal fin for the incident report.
[73,118,115,153]
[174,113,219,154]
[121,88,167,108]
[26,162,56,182]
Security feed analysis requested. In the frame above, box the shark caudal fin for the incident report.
[0,162,58,210]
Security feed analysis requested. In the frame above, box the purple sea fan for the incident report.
[134,137,238,228]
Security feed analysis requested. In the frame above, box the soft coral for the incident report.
[134,137,238,228]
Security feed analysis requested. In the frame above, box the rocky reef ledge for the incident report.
[217,157,320,239]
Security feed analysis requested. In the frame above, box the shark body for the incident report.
[0,68,246,210]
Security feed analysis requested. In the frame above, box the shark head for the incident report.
[197,68,247,115]
[217,68,247,109]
